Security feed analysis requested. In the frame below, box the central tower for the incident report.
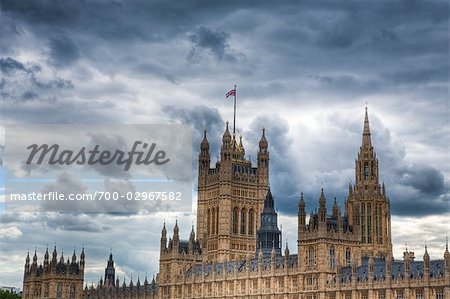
[346,107,393,258]
[197,122,269,262]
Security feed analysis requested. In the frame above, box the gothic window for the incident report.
[378,205,383,244]
[368,202,372,243]
[56,283,63,299]
[396,289,404,299]
[248,209,254,235]
[378,290,386,299]
[364,162,369,180]
[361,291,368,299]
[329,246,335,270]
[308,246,316,266]
[69,284,76,299]
[216,207,219,234]
[361,203,366,243]
[436,288,444,299]
[232,207,238,235]
[207,209,211,235]
[345,248,351,266]
[211,208,216,235]
[241,208,246,235]
[415,288,423,299]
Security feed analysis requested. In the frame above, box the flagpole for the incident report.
[233,84,237,135]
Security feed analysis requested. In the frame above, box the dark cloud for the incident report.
[162,105,224,157]
[388,164,449,216]
[48,34,80,67]
[0,0,448,287]
[188,26,235,62]
[0,57,27,74]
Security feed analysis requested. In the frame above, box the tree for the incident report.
[0,289,21,299]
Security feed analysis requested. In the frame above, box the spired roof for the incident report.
[362,106,372,147]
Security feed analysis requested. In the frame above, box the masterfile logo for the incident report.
[4,124,192,213]
[25,141,170,170]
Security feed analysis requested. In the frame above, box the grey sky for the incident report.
[0,0,448,287]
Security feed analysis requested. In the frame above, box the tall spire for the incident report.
[362,105,372,147]
[264,188,274,210]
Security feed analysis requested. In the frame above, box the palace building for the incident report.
[25,108,449,299]
[22,247,85,299]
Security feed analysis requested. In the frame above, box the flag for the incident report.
[225,89,236,98]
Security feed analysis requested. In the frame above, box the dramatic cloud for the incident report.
[0,0,448,287]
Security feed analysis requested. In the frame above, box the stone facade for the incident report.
[22,247,85,299]
[153,108,449,299]
[51,108,449,299]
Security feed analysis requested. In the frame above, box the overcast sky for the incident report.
[0,0,449,287]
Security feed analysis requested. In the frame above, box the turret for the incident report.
[257,128,269,179]
[60,250,64,264]
[72,249,77,264]
[423,244,430,277]
[105,251,115,285]
[332,197,339,219]
[221,121,232,162]
[44,247,49,268]
[32,250,38,267]
[318,189,327,228]
[160,223,167,252]
[284,242,290,265]
[298,193,306,232]
[199,129,210,176]
[24,251,30,274]
[52,245,58,263]
[172,220,179,254]
[188,225,195,254]
[403,248,414,280]
[80,247,85,269]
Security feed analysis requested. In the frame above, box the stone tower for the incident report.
[196,122,269,262]
[22,246,84,299]
[104,252,115,286]
[346,107,393,258]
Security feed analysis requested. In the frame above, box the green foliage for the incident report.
[0,289,21,299]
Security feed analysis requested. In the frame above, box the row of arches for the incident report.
[232,207,255,236]
[207,207,256,236]
[307,246,352,268]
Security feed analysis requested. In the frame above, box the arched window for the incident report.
[207,209,211,235]
[248,209,254,235]
[240,208,246,235]
[232,207,238,235]
[216,207,219,234]
[69,283,76,299]
[345,248,351,266]
[329,246,335,269]
[212,208,216,235]
[364,162,369,180]
[367,202,372,243]
[56,283,63,299]
[308,246,315,266]
[361,202,366,243]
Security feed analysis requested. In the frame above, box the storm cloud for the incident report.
[0,0,448,287]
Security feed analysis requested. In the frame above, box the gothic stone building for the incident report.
[80,108,448,298]
[22,247,85,299]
